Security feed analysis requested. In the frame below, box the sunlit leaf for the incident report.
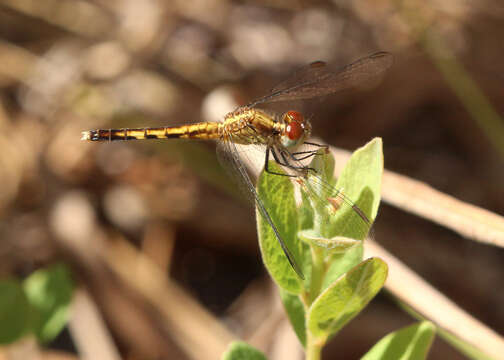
[222,341,267,360]
[279,288,306,347]
[328,138,383,240]
[399,300,494,360]
[300,138,382,244]
[256,161,303,293]
[23,264,74,343]
[298,187,314,231]
[307,258,388,342]
[362,321,436,360]
[298,230,361,252]
[322,244,364,291]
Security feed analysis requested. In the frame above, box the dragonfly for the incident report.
[82,51,393,279]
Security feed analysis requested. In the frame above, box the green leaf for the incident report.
[301,150,337,239]
[279,289,306,347]
[299,138,382,245]
[222,341,267,360]
[398,300,494,360]
[322,244,364,291]
[361,321,436,360]
[310,147,336,186]
[298,188,314,231]
[298,230,361,252]
[329,138,383,240]
[256,161,303,293]
[0,279,31,344]
[23,263,74,343]
[297,189,314,289]
[307,257,388,342]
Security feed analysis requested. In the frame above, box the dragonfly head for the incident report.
[280,110,311,149]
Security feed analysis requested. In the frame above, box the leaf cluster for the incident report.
[224,139,436,360]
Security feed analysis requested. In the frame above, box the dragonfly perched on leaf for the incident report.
[82,51,393,279]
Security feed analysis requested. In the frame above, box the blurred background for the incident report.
[0,0,503,359]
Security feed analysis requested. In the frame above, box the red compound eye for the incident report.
[285,111,304,140]
[286,120,303,140]
[286,110,303,123]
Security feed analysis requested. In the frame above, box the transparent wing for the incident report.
[247,52,393,108]
[216,138,305,279]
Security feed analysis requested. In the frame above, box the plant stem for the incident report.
[306,333,323,360]
[307,246,326,359]
[309,245,325,304]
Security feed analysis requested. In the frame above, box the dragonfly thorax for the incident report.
[221,108,276,145]
[278,110,311,149]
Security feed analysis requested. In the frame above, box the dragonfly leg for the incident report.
[290,150,318,161]
[303,141,328,149]
[265,148,298,177]
[290,141,328,161]
[271,148,316,175]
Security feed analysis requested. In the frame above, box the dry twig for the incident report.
[331,146,504,248]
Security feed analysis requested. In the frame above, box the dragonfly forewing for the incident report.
[248,52,392,107]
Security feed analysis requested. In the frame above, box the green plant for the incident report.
[0,263,74,345]
[222,138,435,360]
